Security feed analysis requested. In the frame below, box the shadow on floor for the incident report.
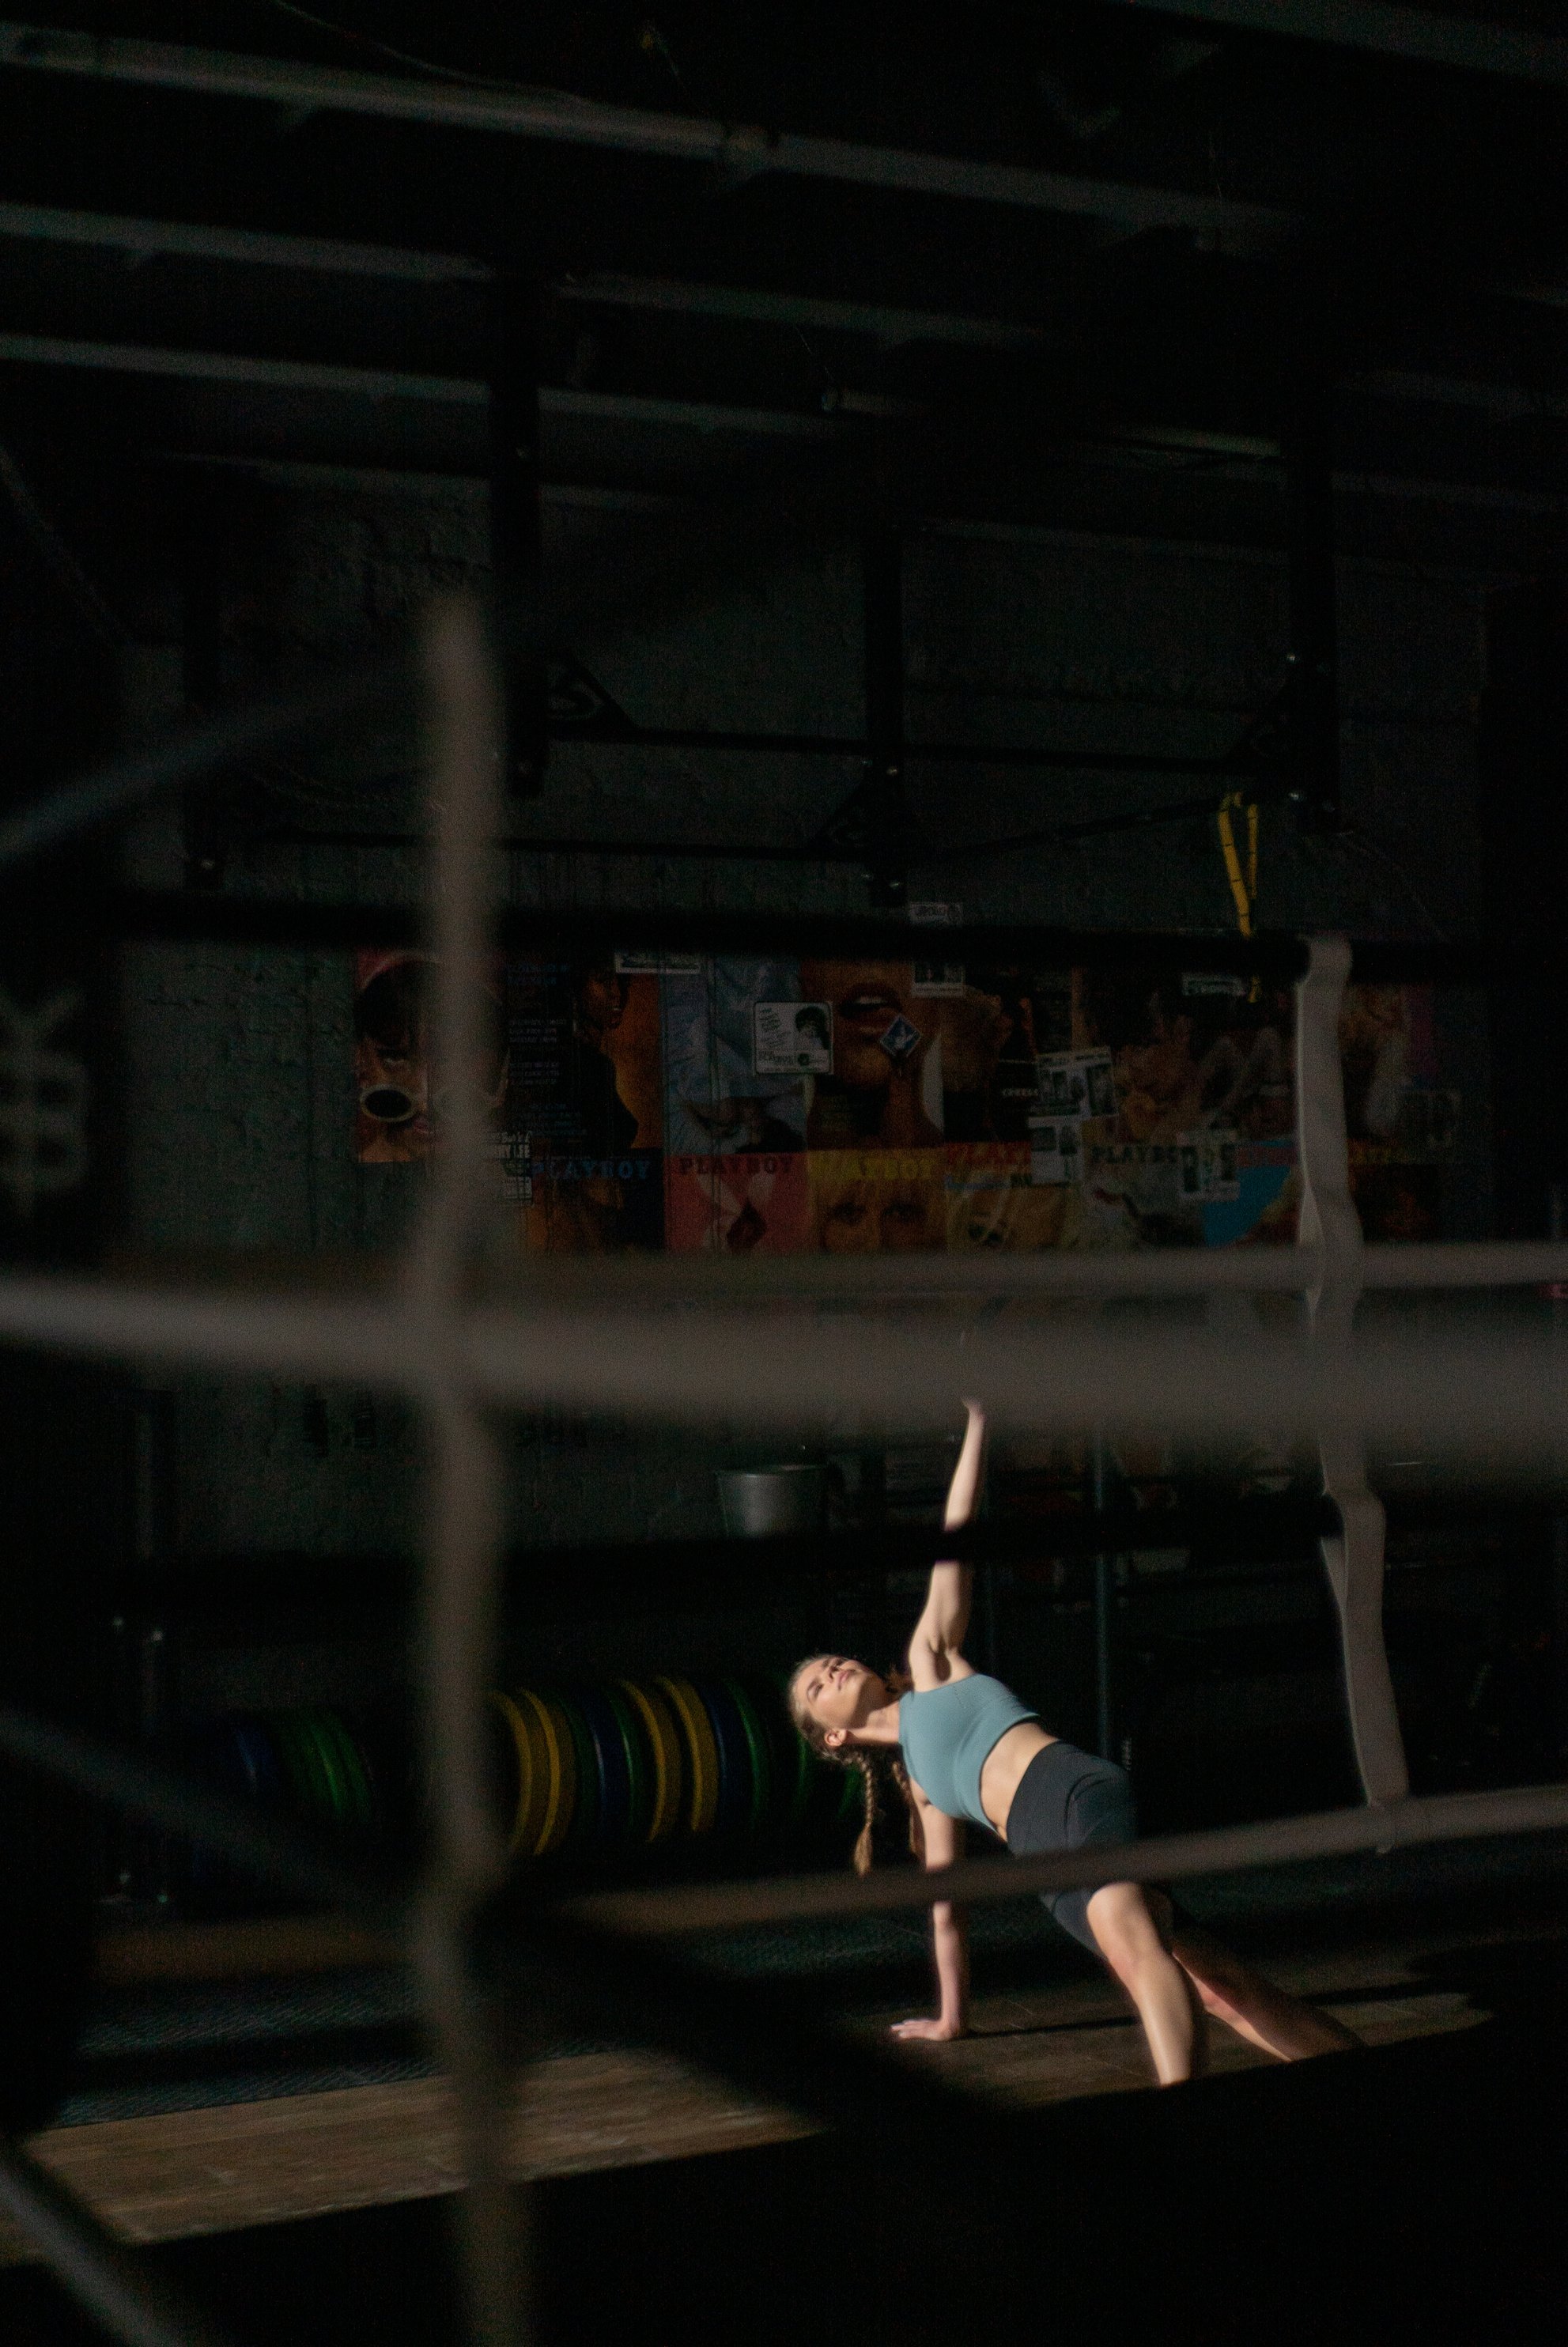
[4,1978,1565,2347]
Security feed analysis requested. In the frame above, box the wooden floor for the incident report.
[2,1919,1543,2269]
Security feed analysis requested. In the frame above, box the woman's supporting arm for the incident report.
[907,1400,988,1680]
[890,1802,969,2043]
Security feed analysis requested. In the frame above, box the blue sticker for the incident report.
[878,1013,921,1064]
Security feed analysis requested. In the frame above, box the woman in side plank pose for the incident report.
[789,1402,1359,2084]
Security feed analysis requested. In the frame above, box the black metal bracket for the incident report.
[1279,281,1342,833]
[857,507,909,909]
[489,272,546,797]
[179,497,229,891]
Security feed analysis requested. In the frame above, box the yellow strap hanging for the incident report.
[1216,790,1262,999]
[1216,792,1253,934]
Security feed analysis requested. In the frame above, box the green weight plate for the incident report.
[601,1682,651,1843]
[303,1711,349,1826]
[323,1711,375,1831]
[747,1672,805,1837]
[722,1679,771,1838]
[276,1712,331,1824]
[311,1711,351,1824]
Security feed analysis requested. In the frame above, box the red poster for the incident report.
[665,1152,810,1253]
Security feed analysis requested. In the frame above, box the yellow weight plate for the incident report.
[641,1680,686,1842]
[620,1680,682,1843]
[532,1692,577,1855]
[487,1691,535,1856]
[516,1686,563,1858]
[655,1674,718,1835]
[513,1686,554,1857]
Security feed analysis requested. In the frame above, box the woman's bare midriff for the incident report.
[980,1721,1057,1839]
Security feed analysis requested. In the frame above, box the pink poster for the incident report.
[665,1151,810,1254]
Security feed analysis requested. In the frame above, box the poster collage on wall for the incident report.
[352,950,1460,1253]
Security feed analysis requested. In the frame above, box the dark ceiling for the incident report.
[0,3,1562,577]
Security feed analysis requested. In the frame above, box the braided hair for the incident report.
[787,1661,923,1876]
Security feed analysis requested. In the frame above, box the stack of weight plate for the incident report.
[183,1680,858,1888]
[184,1707,381,1889]
[191,1708,379,1831]
[487,1673,860,1858]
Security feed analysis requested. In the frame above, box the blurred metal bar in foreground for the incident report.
[1295,935,1409,1802]
[406,603,529,2347]
[0,2135,238,2347]
[556,1779,1568,1939]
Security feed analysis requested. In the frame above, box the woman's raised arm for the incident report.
[907,1401,988,1682]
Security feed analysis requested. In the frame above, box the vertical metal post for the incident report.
[125,1385,179,1906]
[1296,934,1409,1805]
[1281,304,1340,834]
[1091,1434,1114,1762]
[179,501,228,887]
[488,274,546,798]
[861,505,908,909]
[410,602,528,2347]
[1550,1185,1568,1766]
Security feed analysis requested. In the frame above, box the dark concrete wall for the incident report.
[112,470,1496,1559]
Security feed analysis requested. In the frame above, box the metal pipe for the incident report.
[0,25,1298,248]
[1075,0,1568,81]
[0,198,489,279]
[1093,1433,1116,1765]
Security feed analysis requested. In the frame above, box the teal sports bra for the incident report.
[897,1673,1040,1831]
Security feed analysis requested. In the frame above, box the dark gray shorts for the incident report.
[1005,1740,1141,1956]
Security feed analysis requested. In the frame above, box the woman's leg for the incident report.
[1085,1882,1208,2087]
[1162,1907,1362,2060]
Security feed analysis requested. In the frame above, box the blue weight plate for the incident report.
[691,1679,750,1837]
[547,1690,599,1850]
[229,1717,285,1808]
[183,1725,246,1890]
[574,1684,633,1846]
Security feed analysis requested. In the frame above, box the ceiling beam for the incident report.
[153,448,1554,548]
[1088,1,1568,83]
[1,327,1557,474]
[0,202,1052,351]
[0,199,487,281]
[556,274,1050,353]
[0,22,1298,252]
[1361,365,1568,421]
[0,329,843,438]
